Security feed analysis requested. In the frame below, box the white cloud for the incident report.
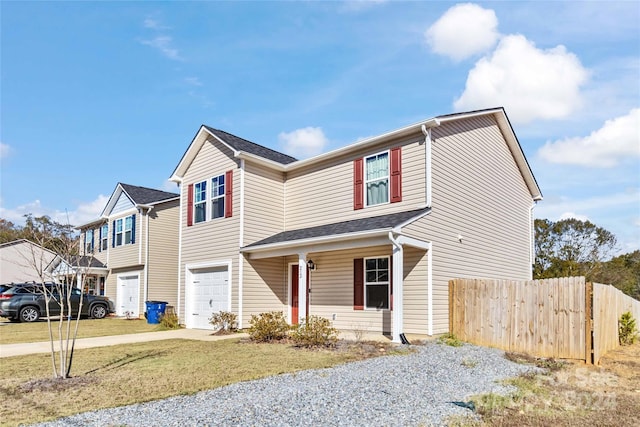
[184,77,203,86]
[558,212,589,222]
[0,142,10,159]
[538,108,640,167]
[278,127,329,159]
[454,34,589,124]
[140,36,182,61]
[535,190,640,221]
[143,18,170,30]
[425,3,499,62]
[161,180,178,193]
[0,196,108,228]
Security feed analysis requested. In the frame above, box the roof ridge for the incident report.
[204,126,297,163]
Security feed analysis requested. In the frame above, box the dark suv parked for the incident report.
[0,282,115,322]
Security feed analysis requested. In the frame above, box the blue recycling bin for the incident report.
[145,301,168,324]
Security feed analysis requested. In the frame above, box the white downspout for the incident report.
[176,181,183,322]
[238,159,245,329]
[427,241,433,336]
[388,232,404,343]
[421,120,439,208]
[529,203,535,280]
[144,206,153,303]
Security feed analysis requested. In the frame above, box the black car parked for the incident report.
[0,282,115,322]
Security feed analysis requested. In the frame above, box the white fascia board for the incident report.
[75,217,108,230]
[145,196,180,207]
[171,126,239,181]
[235,151,288,171]
[100,184,124,217]
[242,229,391,259]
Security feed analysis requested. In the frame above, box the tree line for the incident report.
[534,218,640,300]
[1,215,638,299]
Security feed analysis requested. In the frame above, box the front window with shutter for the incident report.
[101,224,108,250]
[85,229,94,253]
[364,257,390,309]
[194,181,207,223]
[114,215,135,247]
[365,152,389,206]
[211,174,225,220]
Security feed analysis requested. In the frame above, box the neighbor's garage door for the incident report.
[188,267,229,329]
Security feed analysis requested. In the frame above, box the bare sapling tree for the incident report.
[19,214,95,379]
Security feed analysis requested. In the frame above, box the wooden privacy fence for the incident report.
[449,277,640,364]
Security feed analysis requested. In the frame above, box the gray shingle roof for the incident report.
[244,208,430,249]
[120,184,179,205]
[204,126,297,165]
[69,256,107,269]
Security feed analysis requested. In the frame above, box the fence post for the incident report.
[449,280,454,334]
[585,282,593,364]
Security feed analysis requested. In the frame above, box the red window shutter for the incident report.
[353,158,364,210]
[225,170,233,218]
[390,147,402,203]
[187,184,194,227]
[354,258,364,310]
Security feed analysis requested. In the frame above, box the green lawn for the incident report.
[0,338,378,426]
[0,317,162,344]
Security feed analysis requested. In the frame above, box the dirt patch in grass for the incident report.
[462,342,640,427]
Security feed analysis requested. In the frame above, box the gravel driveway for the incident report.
[33,342,537,427]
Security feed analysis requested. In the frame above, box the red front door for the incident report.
[291,264,310,325]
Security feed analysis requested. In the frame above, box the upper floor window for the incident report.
[354,147,401,210]
[194,181,207,223]
[100,224,108,251]
[365,152,389,206]
[85,229,94,253]
[211,174,225,219]
[113,214,135,247]
[187,170,233,227]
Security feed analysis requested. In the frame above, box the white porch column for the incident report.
[391,243,404,343]
[76,273,82,290]
[298,253,308,323]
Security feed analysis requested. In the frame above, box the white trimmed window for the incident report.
[365,151,389,206]
[194,181,207,223]
[364,256,389,309]
[114,215,135,247]
[85,229,94,253]
[101,224,108,250]
[210,174,225,220]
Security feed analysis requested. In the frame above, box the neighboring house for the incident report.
[0,239,57,283]
[77,183,179,317]
[169,107,542,342]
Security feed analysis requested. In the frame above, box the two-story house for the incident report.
[78,183,179,317]
[170,107,542,341]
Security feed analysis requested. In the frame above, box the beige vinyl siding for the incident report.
[243,162,285,245]
[146,200,179,306]
[285,134,426,230]
[0,241,57,283]
[403,115,534,334]
[402,247,429,334]
[290,246,394,333]
[179,140,241,322]
[242,257,288,326]
[107,212,142,270]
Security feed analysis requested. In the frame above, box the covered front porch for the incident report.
[241,209,433,343]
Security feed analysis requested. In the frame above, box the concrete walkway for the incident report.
[0,329,248,358]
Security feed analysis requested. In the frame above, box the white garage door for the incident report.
[188,267,229,329]
[117,274,139,317]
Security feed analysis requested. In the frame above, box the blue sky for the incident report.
[1,1,639,254]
